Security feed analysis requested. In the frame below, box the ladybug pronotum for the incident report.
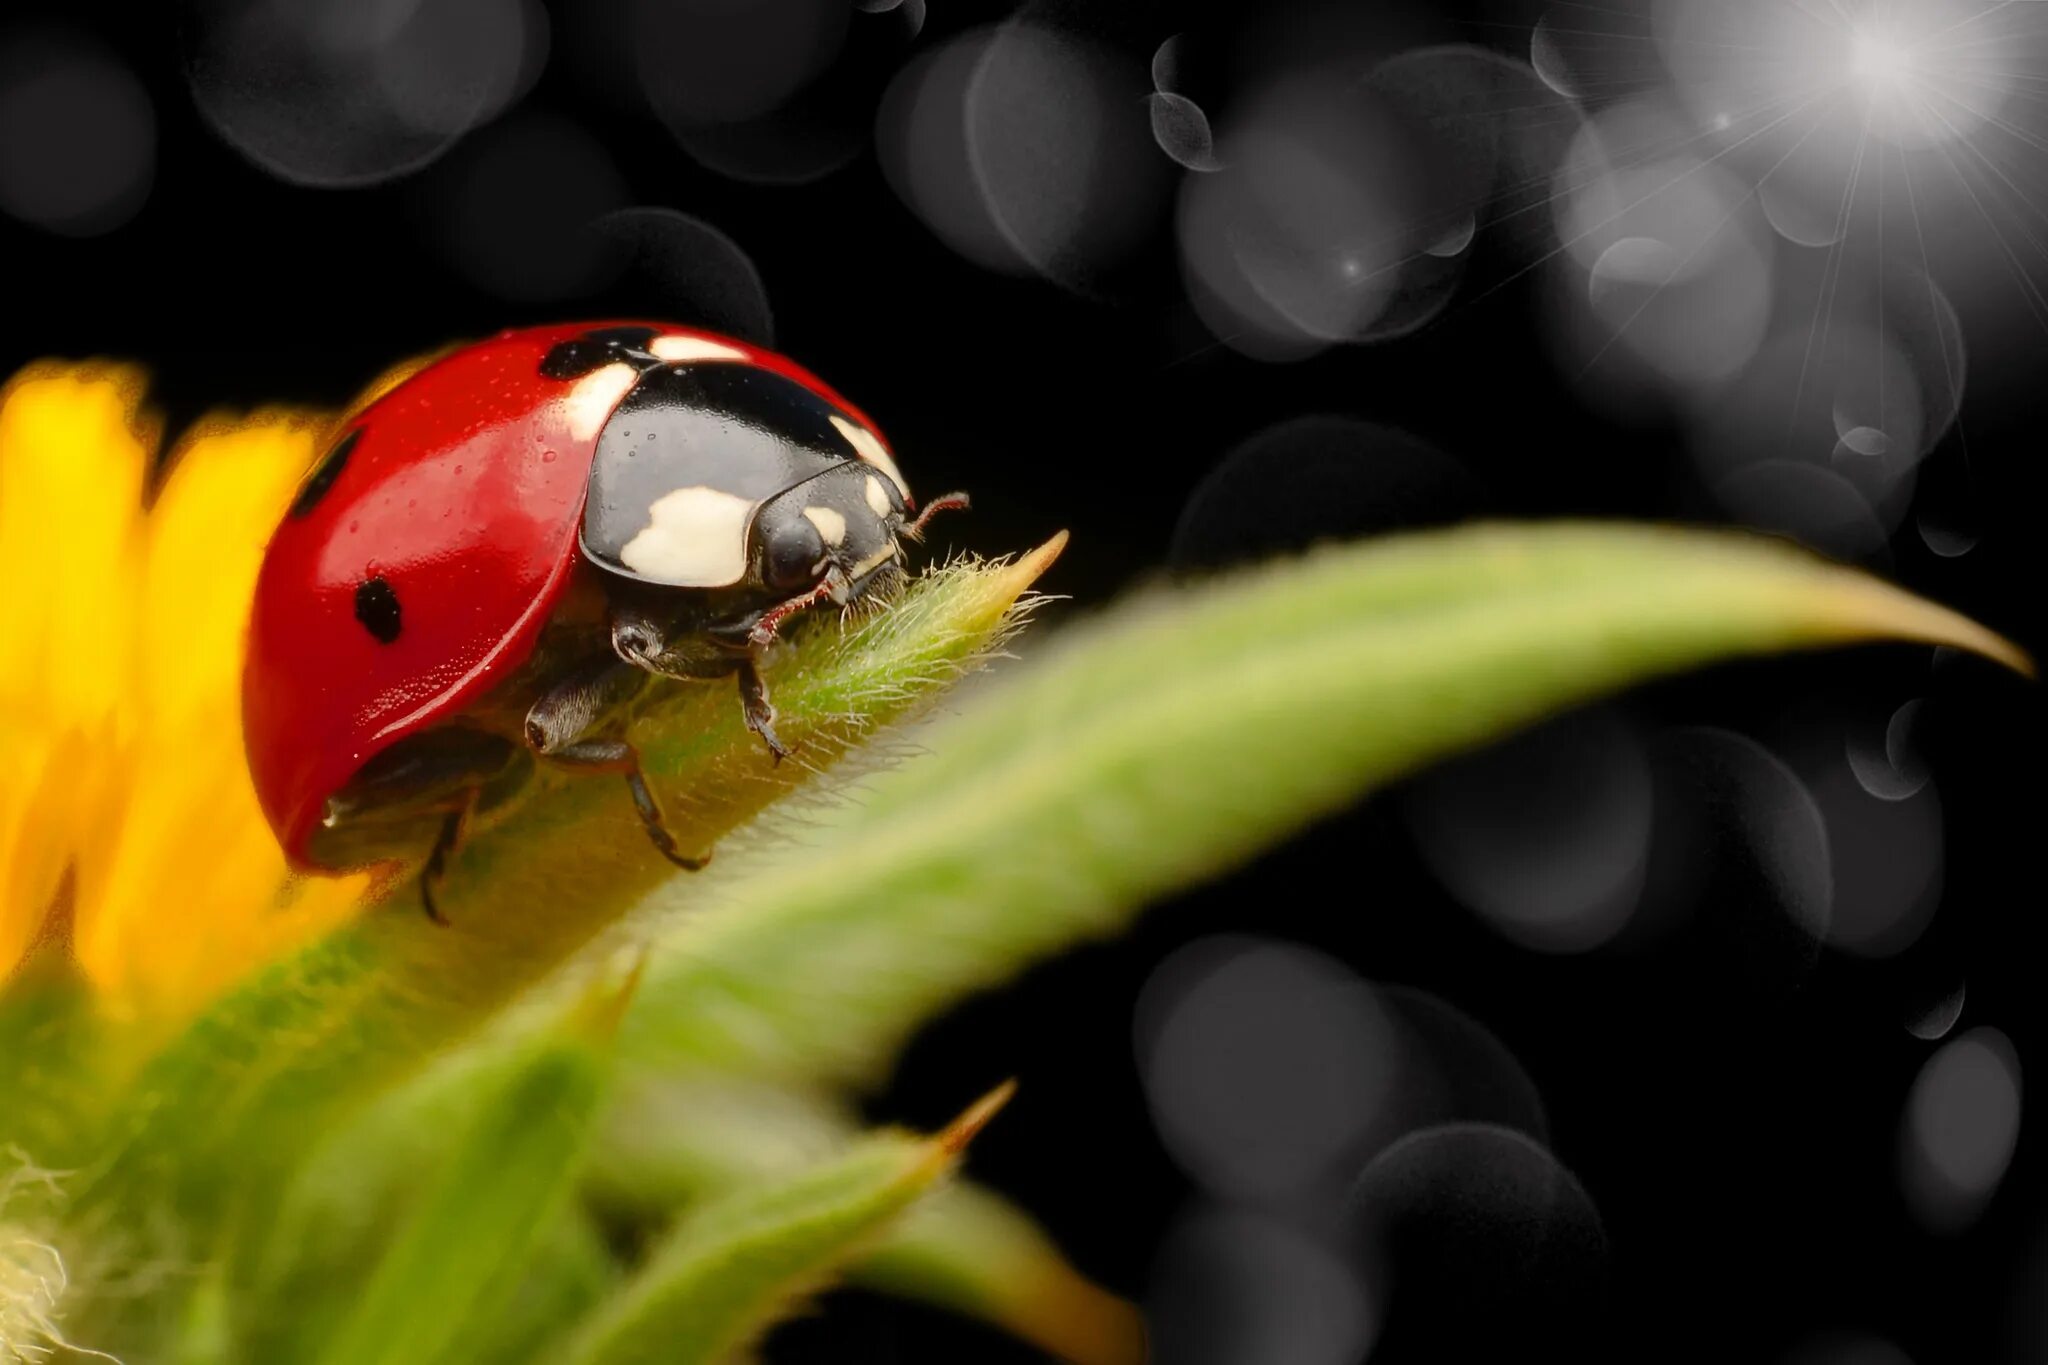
[243,321,967,917]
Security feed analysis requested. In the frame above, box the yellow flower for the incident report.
[0,362,375,1020]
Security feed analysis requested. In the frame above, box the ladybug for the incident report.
[243,320,966,917]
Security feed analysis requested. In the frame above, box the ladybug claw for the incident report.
[417,805,467,925]
[748,705,791,763]
[660,845,713,872]
[418,875,451,926]
[737,659,791,761]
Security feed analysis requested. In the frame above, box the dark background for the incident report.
[3,1,2042,1361]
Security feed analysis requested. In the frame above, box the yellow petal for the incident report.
[75,408,370,1018]
[0,364,150,727]
[0,366,153,980]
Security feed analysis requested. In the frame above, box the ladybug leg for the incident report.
[541,739,709,872]
[525,658,708,870]
[609,605,793,763]
[310,728,528,921]
[736,657,789,762]
[419,803,472,925]
[744,568,850,650]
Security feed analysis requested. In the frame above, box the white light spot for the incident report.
[650,333,749,364]
[864,473,892,518]
[828,413,910,497]
[619,485,755,586]
[1907,980,1966,1041]
[1902,1026,2021,1233]
[1135,937,1400,1200]
[563,362,638,441]
[802,505,847,546]
[1852,30,1914,89]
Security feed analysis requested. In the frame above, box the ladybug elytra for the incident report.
[242,320,966,916]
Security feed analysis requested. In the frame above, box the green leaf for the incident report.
[0,967,107,1167]
[302,989,617,1365]
[66,544,1060,1241]
[860,1184,1147,1365]
[219,995,628,1365]
[562,1084,1012,1365]
[467,1210,621,1365]
[615,522,2029,1088]
[583,1073,1143,1365]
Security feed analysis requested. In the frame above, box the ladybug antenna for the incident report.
[903,491,971,543]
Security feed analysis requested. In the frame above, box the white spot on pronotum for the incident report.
[849,542,897,580]
[620,485,756,587]
[650,334,750,363]
[864,473,893,518]
[564,362,639,441]
[829,413,910,498]
[803,505,848,545]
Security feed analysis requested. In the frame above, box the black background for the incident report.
[3,1,2043,1361]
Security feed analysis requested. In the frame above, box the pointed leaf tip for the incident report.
[566,949,652,1044]
[936,1080,1018,1157]
[1009,1270,1149,1365]
[992,531,1068,603]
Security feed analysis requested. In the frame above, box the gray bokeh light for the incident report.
[1845,698,1931,803]
[876,29,1031,276]
[1901,1026,2022,1234]
[965,19,1172,295]
[1623,726,1833,999]
[0,28,155,235]
[1347,1122,1609,1361]
[422,112,627,302]
[1782,1330,1916,1365]
[589,208,775,347]
[1801,749,1944,957]
[1905,979,1966,1043]
[1402,707,1654,954]
[1147,1209,1376,1365]
[1178,74,1422,359]
[1148,92,1221,173]
[186,0,537,187]
[1134,938,1403,1203]
[1714,461,1893,564]
[1170,416,1482,570]
[630,0,848,130]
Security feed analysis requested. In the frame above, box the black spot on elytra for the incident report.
[354,576,402,644]
[291,428,361,518]
[539,325,666,380]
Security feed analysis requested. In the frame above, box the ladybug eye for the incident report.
[761,513,826,590]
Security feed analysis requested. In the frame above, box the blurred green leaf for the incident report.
[0,968,107,1167]
[615,523,2028,1089]
[217,1012,630,1365]
[469,1210,621,1365]
[860,1183,1147,1365]
[65,545,1060,1247]
[303,993,616,1365]
[562,1085,1012,1365]
[585,1073,1143,1365]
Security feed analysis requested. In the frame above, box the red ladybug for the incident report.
[243,320,966,916]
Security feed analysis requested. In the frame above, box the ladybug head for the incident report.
[753,462,911,603]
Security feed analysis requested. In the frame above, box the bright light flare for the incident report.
[1849,28,1915,91]
[1656,0,2019,152]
